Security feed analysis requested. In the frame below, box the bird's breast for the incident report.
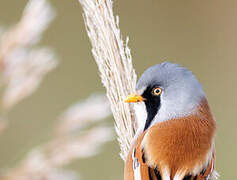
[124,99,216,180]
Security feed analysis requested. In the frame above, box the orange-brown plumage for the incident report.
[143,99,216,178]
[125,131,163,180]
[124,99,216,180]
[124,132,148,180]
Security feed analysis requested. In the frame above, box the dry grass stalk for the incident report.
[79,0,138,160]
[1,94,113,180]
[0,0,57,110]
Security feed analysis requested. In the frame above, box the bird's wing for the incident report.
[124,131,162,180]
[124,131,217,180]
[193,153,217,180]
[125,144,216,180]
[124,137,162,180]
[182,152,216,180]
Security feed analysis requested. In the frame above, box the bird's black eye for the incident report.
[152,87,162,96]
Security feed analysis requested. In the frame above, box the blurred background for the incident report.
[0,0,236,179]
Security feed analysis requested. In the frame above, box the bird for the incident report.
[124,62,218,180]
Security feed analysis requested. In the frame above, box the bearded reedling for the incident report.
[124,62,217,180]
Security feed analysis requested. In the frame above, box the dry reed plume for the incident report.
[79,0,138,160]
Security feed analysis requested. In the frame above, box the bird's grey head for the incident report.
[133,62,205,131]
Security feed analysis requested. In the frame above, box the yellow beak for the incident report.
[124,93,145,103]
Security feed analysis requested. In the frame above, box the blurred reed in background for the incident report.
[0,0,114,179]
[0,0,57,111]
[2,94,113,180]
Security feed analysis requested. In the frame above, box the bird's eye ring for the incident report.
[152,87,162,96]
